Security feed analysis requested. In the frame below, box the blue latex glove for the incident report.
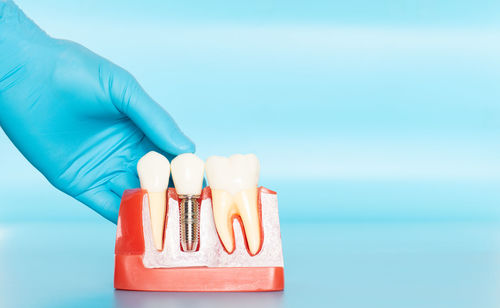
[0,1,195,223]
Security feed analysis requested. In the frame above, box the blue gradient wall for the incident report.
[1,0,499,222]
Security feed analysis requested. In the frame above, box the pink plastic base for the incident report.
[115,255,284,292]
[114,188,284,292]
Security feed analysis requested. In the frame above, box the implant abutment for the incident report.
[178,194,200,252]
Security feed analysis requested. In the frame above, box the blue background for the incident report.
[1,1,500,307]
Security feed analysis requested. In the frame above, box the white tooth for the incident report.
[137,151,170,251]
[171,153,205,251]
[206,154,261,255]
[171,153,205,195]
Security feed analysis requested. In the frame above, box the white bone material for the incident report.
[142,190,284,268]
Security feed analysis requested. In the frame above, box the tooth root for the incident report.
[147,191,166,251]
[235,187,261,255]
[211,189,236,253]
[212,188,262,255]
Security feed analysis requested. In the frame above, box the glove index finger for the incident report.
[109,70,195,155]
[76,188,121,224]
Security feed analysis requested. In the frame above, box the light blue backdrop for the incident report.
[1,0,500,223]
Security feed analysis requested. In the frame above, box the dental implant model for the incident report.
[137,151,170,251]
[114,152,284,292]
[171,153,205,252]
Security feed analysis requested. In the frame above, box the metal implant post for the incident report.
[170,153,205,252]
[179,195,200,252]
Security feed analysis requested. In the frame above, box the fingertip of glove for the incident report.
[172,132,196,154]
[110,215,118,225]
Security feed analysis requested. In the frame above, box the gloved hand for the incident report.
[0,1,195,223]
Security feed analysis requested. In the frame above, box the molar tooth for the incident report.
[206,154,262,255]
[137,151,170,251]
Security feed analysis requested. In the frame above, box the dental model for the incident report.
[115,152,284,292]
[170,153,205,252]
[137,151,170,251]
[205,154,262,255]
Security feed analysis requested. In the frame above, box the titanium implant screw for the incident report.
[179,195,200,252]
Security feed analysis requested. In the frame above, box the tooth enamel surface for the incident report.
[171,153,205,195]
[206,154,261,255]
[137,151,170,251]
